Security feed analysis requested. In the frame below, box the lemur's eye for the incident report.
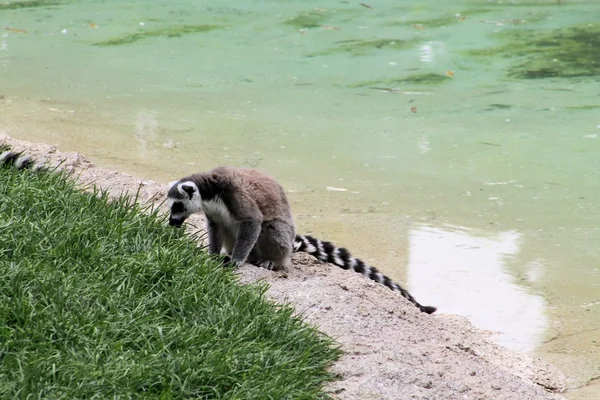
[171,202,185,213]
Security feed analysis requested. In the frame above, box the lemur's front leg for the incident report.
[207,218,222,255]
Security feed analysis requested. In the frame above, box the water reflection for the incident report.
[0,33,8,67]
[418,41,447,64]
[407,223,547,353]
[134,110,160,157]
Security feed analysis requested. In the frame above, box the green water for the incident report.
[2,0,599,396]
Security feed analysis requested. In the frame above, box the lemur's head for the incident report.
[166,179,202,227]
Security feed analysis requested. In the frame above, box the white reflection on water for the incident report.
[407,224,547,353]
[418,41,447,64]
[0,33,8,67]
[134,110,160,156]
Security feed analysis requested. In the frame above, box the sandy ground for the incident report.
[1,133,566,399]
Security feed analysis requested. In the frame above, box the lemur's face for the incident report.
[166,180,202,227]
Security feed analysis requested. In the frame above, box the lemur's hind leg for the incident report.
[247,220,295,271]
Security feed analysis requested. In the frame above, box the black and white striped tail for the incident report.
[0,145,46,172]
[293,234,436,314]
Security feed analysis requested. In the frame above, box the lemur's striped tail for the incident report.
[0,145,46,172]
[293,234,436,314]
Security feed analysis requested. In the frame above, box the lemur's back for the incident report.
[210,166,294,223]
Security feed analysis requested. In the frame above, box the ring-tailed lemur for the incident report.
[0,144,46,172]
[167,166,436,314]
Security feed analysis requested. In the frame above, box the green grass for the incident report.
[0,154,341,399]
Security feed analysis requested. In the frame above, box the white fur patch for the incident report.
[177,181,198,199]
[302,237,317,253]
[202,198,237,228]
[168,180,178,190]
[0,151,12,163]
[14,155,30,168]
[293,240,302,252]
[189,196,203,214]
[316,239,327,261]
[332,248,344,266]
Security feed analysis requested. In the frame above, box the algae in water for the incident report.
[311,38,415,57]
[283,11,329,29]
[383,9,493,29]
[466,24,600,79]
[93,24,222,47]
[349,73,451,88]
[385,15,458,29]
[0,0,61,10]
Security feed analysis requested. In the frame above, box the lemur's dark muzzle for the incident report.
[169,216,185,227]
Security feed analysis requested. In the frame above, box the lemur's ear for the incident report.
[178,181,198,200]
[168,180,178,190]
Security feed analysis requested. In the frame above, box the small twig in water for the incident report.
[478,141,501,147]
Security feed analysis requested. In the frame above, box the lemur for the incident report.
[167,166,436,314]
